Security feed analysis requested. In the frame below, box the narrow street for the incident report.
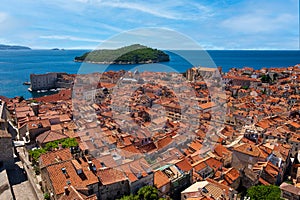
[6,159,39,200]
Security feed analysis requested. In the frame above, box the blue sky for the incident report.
[0,0,299,49]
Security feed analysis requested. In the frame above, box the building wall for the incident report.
[30,73,57,91]
[29,126,51,140]
[0,131,14,169]
[232,151,259,170]
[157,182,171,198]
[99,180,130,200]
[130,173,153,194]
[281,191,300,200]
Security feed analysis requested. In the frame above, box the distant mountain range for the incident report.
[0,44,31,50]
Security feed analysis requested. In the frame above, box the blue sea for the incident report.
[0,49,299,99]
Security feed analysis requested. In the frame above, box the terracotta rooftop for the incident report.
[175,158,193,172]
[96,168,127,185]
[46,159,98,196]
[199,102,216,110]
[39,148,73,168]
[36,130,68,145]
[58,185,97,200]
[223,168,240,185]
[280,182,300,195]
[233,143,260,157]
[154,170,170,188]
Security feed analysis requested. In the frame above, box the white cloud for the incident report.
[0,12,8,23]
[40,35,103,43]
[221,13,295,33]
[63,0,213,20]
[100,1,183,20]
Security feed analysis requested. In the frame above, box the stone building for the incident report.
[97,168,130,200]
[30,73,58,91]
[186,67,219,82]
[232,143,261,170]
[280,182,300,200]
[0,130,14,169]
[0,100,14,169]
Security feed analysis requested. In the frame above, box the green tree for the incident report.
[261,74,272,83]
[119,186,166,200]
[45,138,78,151]
[119,194,138,200]
[137,186,160,200]
[61,138,78,148]
[44,192,50,200]
[246,185,283,200]
[29,148,47,164]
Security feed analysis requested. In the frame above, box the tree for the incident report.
[119,194,138,200]
[246,185,283,200]
[29,148,47,164]
[261,74,272,83]
[119,186,165,200]
[137,186,159,200]
[45,138,78,151]
[44,192,50,200]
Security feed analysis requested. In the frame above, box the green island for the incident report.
[74,44,170,64]
[0,44,31,50]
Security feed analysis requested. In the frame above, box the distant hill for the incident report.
[0,44,31,50]
[74,44,170,64]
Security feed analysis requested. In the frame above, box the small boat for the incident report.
[23,81,31,85]
[50,89,56,92]
[28,88,32,92]
[40,90,48,93]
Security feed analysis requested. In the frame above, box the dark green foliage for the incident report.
[44,192,50,200]
[75,44,169,64]
[119,194,138,200]
[246,185,283,200]
[29,138,78,164]
[120,186,166,200]
[29,148,47,164]
[137,186,160,200]
[45,138,78,151]
[261,74,272,83]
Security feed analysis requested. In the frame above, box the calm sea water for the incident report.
[0,50,299,98]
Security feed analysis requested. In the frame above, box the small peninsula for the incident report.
[74,44,170,64]
[0,44,31,50]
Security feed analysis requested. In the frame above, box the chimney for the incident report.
[58,143,63,150]
[64,186,69,195]
[88,160,93,170]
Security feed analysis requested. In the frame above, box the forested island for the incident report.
[74,44,170,64]
[0,44,31,50]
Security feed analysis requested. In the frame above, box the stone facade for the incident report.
[0,130,14,169]
[30,73,57,90]
[0,101,14,169]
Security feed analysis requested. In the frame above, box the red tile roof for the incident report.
[36,130,68,145]
[46,159,98,196]
[234,143,260,157]
[154,170,170,188]
[175,158,193,172]
[39,148,73,168]
[96,168,127,185]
